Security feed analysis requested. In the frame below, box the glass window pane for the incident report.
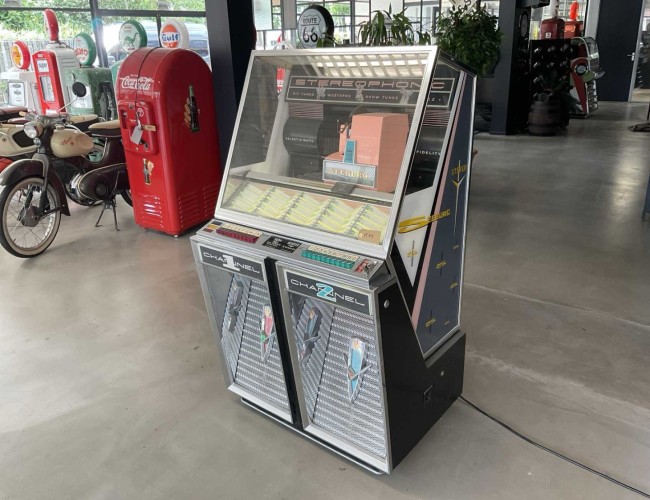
[0,11,92,106]
[10,0,87,6]
[101,17,159,65]
[408,60,460,193]
[254,0,274,30]
[98,0,205,10]
[161,17,210,66]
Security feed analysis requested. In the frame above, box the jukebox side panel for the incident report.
[393,63,475,358]
[193,242,292,421]
[279,266,389,470]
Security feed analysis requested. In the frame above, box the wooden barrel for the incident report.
[529,95,562,136]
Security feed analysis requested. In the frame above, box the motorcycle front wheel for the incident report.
[0,176,62,258]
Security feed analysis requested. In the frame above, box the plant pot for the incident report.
[528,94,562,136]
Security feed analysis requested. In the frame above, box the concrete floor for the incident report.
[1,102,649,499]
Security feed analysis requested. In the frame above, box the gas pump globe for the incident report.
[111,20,148,87]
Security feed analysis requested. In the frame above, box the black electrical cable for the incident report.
[459,395,650,499]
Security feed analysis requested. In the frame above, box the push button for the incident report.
[302,250,355,269]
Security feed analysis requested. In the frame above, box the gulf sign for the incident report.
[160,25,181,48]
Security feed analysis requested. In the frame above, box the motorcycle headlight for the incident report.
[24,121,43,139]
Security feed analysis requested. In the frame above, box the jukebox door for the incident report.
[277,264,390,472]
[192,240,292,423]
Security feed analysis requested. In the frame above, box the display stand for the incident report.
[192,47,476,473]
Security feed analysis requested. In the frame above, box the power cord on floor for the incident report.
[459,395,650,499]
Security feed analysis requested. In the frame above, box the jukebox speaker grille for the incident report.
[220,274,290,413]
[293,297,387,459]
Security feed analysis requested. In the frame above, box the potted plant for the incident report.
[435,2,502,77]
[358,6,431,46]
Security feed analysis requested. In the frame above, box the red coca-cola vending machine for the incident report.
[32,9,79,113]
[116,48,220,236]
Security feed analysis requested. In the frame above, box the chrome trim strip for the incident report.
[304,424,390,473]
[457,73,477,333]
[190,239,235,387]
[382,46,439,257]
[241,399,385,475]
[230,385,293,423]
[372,284,394,471]
[214,54,256,217]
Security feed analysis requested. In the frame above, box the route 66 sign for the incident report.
[298,5,334,48]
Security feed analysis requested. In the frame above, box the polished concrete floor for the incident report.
[1,103,649,499]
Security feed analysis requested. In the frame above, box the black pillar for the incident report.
[489,0,519,135]
[89,0,109,68]
[206,0,256,165]
[486,0,548,135]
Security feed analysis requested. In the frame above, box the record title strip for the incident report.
[285,77,455,109]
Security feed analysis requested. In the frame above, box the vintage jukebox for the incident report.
[570,37,604,118]
[192,47,475,473]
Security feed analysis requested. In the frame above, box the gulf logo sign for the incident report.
[160,25,181,48]
[159,20,189,50]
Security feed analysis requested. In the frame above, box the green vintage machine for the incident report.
[65,33,116,120]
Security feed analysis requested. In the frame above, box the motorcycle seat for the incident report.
[6,118,28,125]
[0,106,28,118]
[88,120,122,138]
[70,114,98,124]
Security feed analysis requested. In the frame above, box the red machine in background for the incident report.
[564,1,583,39]
[32,9,79,113]
[115,48,221,236]
[541,0,565,40]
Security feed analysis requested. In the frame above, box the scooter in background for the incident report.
[0,82,131,258]
[0,107,99,174]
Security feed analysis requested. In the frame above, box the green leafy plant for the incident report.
[358,6,431,46]
[435,3,502,76]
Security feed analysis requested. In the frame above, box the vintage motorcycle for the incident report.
[0,82,131,258]
[0,107,100,174]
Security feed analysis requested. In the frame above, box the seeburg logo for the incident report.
[289,278,366,308]
[120,76,154,91]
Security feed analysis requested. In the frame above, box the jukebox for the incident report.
[192,47,475,473]
[570,37,604,118]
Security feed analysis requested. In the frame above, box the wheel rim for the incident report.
[2,177,60,256]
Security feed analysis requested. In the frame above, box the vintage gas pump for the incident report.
[32,9,79,114]
[110,20,148,87]
[65,33,116,120]
[0,41,41,113]
[115,46,220,236]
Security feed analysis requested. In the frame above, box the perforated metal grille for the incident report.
[294,298,335,418]
[220,276,290,413]
[291,296,387,459]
